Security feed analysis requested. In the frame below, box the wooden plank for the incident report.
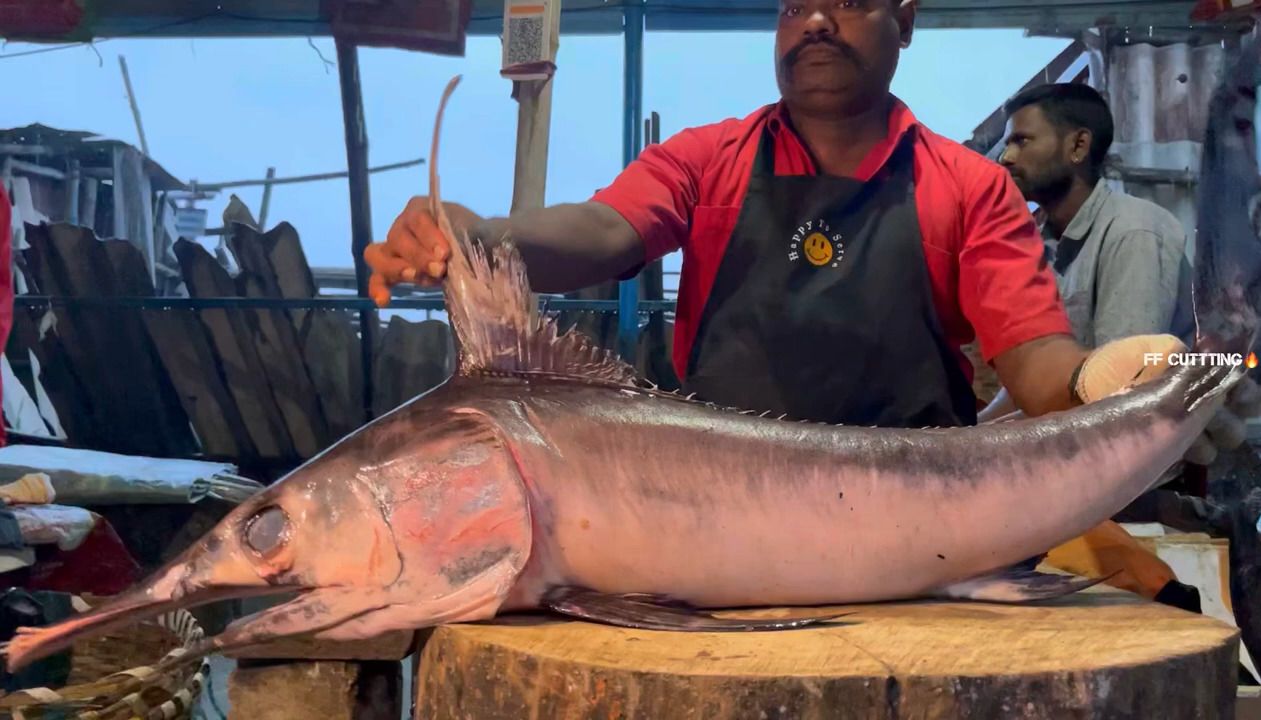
[18,225,122,450]
[3,303,95,446]
[227,223,332,456]
[302,311,365,439]
[45,225,196,456]
[102,239,256,461]
[174,238,297,465]
[230,221,363,439]
[21,224,195,457]
[372,316,453,417]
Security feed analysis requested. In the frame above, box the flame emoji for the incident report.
[1248,352,1258,370]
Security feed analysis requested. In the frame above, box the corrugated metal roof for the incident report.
[1102,38,1229,247]
[0,0,1227,44]
[0,123,187,191]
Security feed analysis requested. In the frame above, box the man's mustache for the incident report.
[781,37,866,72]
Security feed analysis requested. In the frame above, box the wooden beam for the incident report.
[118,55,150,157]
[334,38,377,425]
[510,82,554,212]
[190,157,424,192]
[509,2,563,214]
[8,159,63,181]
[22,1,1229,37]
[0,144,55,156]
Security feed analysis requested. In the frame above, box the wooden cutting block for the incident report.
[413,587,1240,719]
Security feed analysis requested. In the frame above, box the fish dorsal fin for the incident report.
[427,75,638,386]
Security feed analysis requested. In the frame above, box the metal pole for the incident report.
[65,159,81,225]
[335,38,377,424]
[258,166,276,229]
[118,56,150,157]
[618,1,645,362]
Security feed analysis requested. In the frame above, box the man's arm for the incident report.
[955,159,1084,417]
[470,202,644,294]
[366,123,719,304]
[992,333,1089,416]
[987,229,1189,417]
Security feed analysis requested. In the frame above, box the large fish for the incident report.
[4,34,1261,673]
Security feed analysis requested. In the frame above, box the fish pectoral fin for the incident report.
[612,592,698,610]
[540,587,851,632]
[930,564,1115,603]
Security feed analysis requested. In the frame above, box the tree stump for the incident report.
[414,588,1239,719]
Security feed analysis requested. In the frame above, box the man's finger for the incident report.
[402,208,446,273]
[368,273,392,308]
[364,243,417,284]
[382,213,430,278]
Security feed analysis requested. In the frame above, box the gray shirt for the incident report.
[1043,179,1195,349]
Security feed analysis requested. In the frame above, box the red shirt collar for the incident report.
[765,96,920,179]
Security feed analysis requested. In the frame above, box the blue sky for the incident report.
[0,26,1070,284]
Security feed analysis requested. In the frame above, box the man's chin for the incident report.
[783,81,869,110]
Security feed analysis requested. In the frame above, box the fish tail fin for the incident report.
[1190,30,1261,364]
[424,75,639,386]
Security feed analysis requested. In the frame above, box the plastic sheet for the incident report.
[10,505,95,551]
[0,446,264,505]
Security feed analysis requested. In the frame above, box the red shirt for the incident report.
[590,98,1072,384]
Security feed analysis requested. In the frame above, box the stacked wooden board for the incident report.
[3,221,458,481]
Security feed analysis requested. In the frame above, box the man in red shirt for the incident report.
[367,0,1189,429]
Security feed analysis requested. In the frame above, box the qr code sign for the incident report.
[506,16,544,64]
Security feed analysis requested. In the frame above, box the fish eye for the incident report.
[244,506,290,558]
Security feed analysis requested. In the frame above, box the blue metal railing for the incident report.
[618,0,646,361]
[12,295,677,313]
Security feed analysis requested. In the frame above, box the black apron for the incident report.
[682,125,978,428]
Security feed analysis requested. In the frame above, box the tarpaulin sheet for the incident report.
[0,446,263,505]
[10,505,95,551]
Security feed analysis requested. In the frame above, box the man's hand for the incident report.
[1071,334,1185,404]
[1074,334,1261,467]
[363,196,485,306]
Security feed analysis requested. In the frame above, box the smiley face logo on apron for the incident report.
[788,218,844,268]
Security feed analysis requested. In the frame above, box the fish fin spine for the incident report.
[540,587,852,632]
[427,75,639,386]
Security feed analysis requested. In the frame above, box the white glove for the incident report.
[1074,334,1261,466]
